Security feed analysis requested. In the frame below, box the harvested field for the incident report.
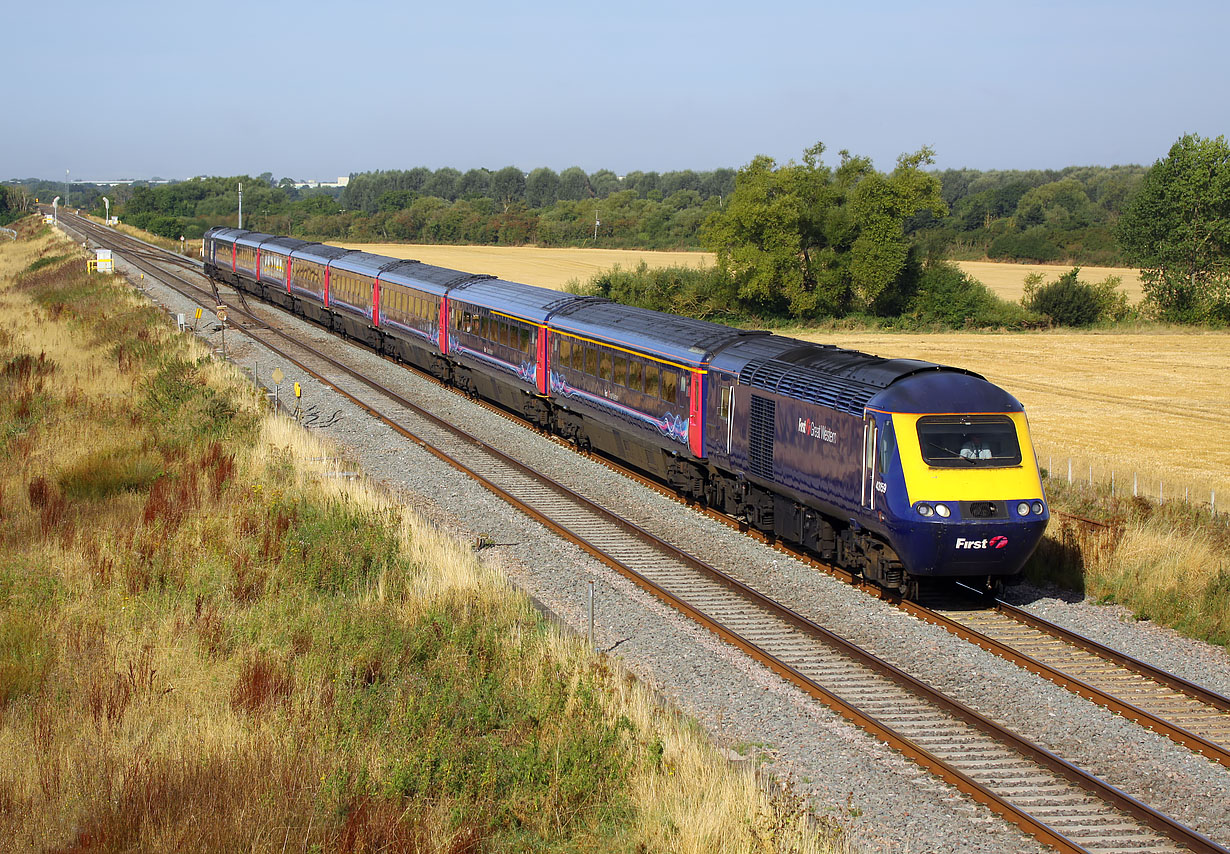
[955,261,1145,304]
[337,242,713,290]
[787,329,1230,505]
[337,243,1143,305]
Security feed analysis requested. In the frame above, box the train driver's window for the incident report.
[878,421,896,474]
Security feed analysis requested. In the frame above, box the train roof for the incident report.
[233,231,277,249]
[329,251,402,277]
[549,301,763,368]
[380,260,495,298]
[450,278,589,323]
[719,335,987,416]
[260,237,312,255]
[205,227,247,243]
[868,371,1024,414]
[290,243,354,264]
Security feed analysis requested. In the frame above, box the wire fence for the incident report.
[1036,447,1220,518]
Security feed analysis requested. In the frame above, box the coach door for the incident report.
[862,414,877,512]
[707,373,737,462]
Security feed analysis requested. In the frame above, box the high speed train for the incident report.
[204,227,1048,595]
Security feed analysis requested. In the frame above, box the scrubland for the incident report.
[0,221,838,852]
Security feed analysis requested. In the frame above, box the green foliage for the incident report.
[907,262,1038,328]
[583,262,740,319]
[57,447,163,501]
[141,357,254,451]
[0,610,55,709]
[1021,268,1133,326]
[23,254,70,273]
[987,225,1062,262]
[1116,132,1230,324]
[923,165,1147,265]
[701,142,946,320]
[276,499,405,594]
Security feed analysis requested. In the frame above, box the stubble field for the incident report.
[340,243,1144,303]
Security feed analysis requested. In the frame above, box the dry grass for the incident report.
[0,221,842,853]
[954,261,1144,304]
[784,328,1230,505]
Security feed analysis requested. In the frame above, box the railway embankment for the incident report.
[0,220,840,852]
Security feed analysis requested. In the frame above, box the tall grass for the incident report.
[0,221,842,852]
[1025,477,1230,647]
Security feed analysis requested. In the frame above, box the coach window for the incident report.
[557,336,571,365]
[613,355,627,386]
[661,369,678,405]
[572,342,584,371]
[599,350,612,381]
[628,359,643,393]
[644,362,660,399]
[585,346,598,376]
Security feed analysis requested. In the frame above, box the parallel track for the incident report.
[58,212,1229,854]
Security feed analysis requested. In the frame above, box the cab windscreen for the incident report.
[916,415,1022,468]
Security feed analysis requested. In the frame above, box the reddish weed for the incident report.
[230,652,293,716]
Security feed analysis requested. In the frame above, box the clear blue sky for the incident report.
[6,0,1229,181]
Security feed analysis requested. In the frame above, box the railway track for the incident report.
[57,212,1230,853]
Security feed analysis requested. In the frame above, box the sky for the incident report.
[5,0,1230,182]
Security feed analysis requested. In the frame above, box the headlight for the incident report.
[1032,501,1045,515]
[1017,502,1031,517]
[917,504,934,517]
[934,504,951,518]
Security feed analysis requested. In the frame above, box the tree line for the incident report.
[15,132,1222,325]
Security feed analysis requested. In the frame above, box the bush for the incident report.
[907,262,1038,328]
[584,262,742,320]
[1021,267,1132,326]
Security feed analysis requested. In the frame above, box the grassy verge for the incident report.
[0,220,841,852]
[1024,477,1230,647]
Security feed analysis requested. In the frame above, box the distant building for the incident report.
[293,176,350,189]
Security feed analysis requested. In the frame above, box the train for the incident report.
[203,227,1049,596]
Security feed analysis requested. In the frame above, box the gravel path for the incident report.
[94,242,1230,854]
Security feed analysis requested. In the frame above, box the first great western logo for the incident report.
[956,536,1009,550]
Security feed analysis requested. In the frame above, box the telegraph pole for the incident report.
[238,182,243,228]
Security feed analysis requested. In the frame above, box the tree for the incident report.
[490,166,526,208]
[701,142,945,318]
[589,169,621,199]
[558,167,591,201]
[1116,133,1230,323]
[423,167,461,201]
[525,167,561,208]
[457,168,492,199]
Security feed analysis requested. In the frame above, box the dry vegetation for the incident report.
[0,221,840,852]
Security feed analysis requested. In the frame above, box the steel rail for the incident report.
[898,592,1230,768]
[63,213,1230,853]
